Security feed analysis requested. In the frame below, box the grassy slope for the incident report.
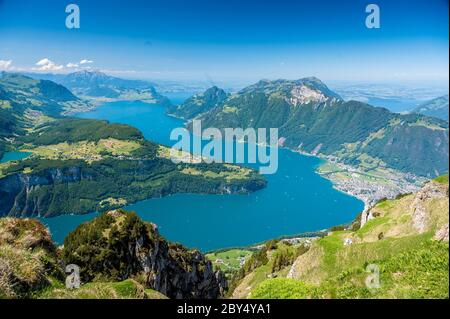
[238,178,449,299]
[434,173,449,184]
[229,241,310,299]
[0,218,63,298]
[206,249,253,277]
[36,279,167,299]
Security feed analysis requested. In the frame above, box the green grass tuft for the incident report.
[433,174,449,184]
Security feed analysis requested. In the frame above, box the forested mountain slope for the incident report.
[177,78,448,178]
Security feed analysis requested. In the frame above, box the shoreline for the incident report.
[314,156,426,210]
[288,147,424,210]
[168,108,425,221]
[45,99,427,252]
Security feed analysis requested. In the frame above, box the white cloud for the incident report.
[66,62,79,68]
[0,59,13,70]
[33,58,64,71]
[80,59,94,65]
[35,58,52,66]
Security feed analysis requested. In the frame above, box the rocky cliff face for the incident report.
[0,210,227,299]
[410,180,449,234]
[0,166,89,217]
[62,210,228,299]
[138,237,228,299]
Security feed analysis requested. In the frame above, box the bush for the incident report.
[271,244,309,273]
[265,239,278,250]
[330,225,347,232]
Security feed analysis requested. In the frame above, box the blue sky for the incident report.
[0,0,448,83]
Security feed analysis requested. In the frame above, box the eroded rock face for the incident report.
[411,181,448,233]
[358,180,449,231]
[359,207,374,229]
[0,167,89,217]
[62,210,227,299]
[136,232,227,299]
[290,85,328,106]
[435,224,449,242]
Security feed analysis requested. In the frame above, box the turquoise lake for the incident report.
[0,151,31,163]
[40,97,364,251]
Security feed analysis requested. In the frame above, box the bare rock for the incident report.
[434,224,449,242]
[411,181,448,233]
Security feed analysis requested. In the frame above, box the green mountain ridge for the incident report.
[0,209,227,299]
[0,74,266,218]
[24,70,171,105]
[0,72,91,116]
[411,94,449,122]
[167,86,228,119]
[175,78,448,178]
[0,72,91,159]
[222,175,449,299]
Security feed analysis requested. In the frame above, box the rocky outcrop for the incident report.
[358,180,449,231]
[62,210,228,299]
[359,207,374,229]
[435,224,449,242]
[167,86,228,120]
[0,166,90,217]
[0,212,227,299]
[136,230,228,299]
[287,178,449,286]
[410,181,448,233]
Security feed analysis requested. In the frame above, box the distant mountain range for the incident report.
[171,78,449,178]
[0,72,91,158]
[411,95,449,122]
[0,72,88,115]
[167,86,228,119]
[23,70,170,105]
[0,73,265,217]
[329,82,449,113]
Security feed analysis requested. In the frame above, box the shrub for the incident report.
[271,244,309,273]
